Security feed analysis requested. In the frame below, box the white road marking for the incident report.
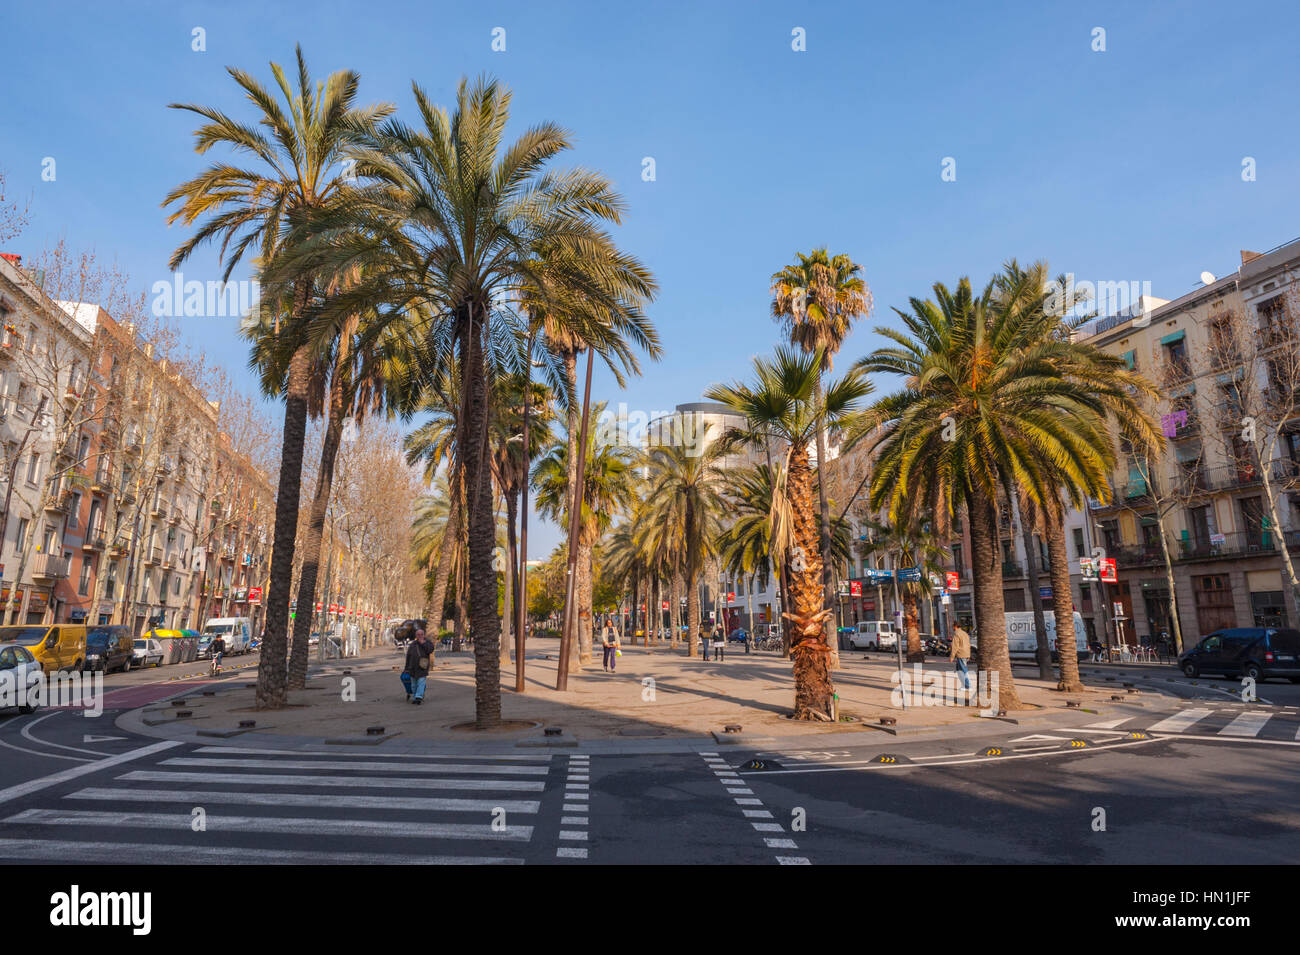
[161,757,549,775]
[8,808,533,840]
[1218,711,1273,737]
[119,770,544,791]
[556,847,587,859]
[1084,718,1133,729]
[0,741,181,806]
[190,747,552,761]
[1148,708,1213,733]
[558,830,588,841]
[0,839,521,865]
[777,856,811,865]
[67,788,540,814]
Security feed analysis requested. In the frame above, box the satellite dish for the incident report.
[1200,271,1216,285]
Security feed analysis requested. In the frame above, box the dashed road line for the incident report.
[700,751,809,865]
[557,754,590,861]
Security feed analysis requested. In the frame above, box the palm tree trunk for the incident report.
[1045,496,1084,692]
[813,379,839,670]
[787,442,834,719]
[507,486,521,683]
[687,569,701,657]
[903,588,923,663]
[426,482,460,641]
[969,493,1021,710]
[288,348,349,690]
[461,302,501,727]
[577,538,593,664]
[257,337,311,710]
[1016,496,1052,680]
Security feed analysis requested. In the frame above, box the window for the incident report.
[1003,588,1027,612]
[76,434,91,466]
[78,556,93,596]
[1239,497,1267,548]
[174,575,182,596]
[14,517,28,553]
[24,452,39,485]
[952,543,963,571]
[1250,591,1287,628]
[68,492,82,530]
[1072,528,1085,560]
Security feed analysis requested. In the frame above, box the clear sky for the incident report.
[4,0,1299,556]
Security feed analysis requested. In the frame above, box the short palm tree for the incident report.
[858,517,948,663]
[707,346,873,719]
[637,430,727,657]
[163,46,392,708]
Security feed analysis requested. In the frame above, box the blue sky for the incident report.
[4,0,1299,555]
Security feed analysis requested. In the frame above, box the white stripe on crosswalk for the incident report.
[1084,717,1132,729]
[161,757,549,775]
[0,838,521,865]
[119,771,545,792]
[1147,708,1213,733]
[191,747,551,762]
[1218,711,1272,737]
[67,788,540,814]
[7,808,533,840]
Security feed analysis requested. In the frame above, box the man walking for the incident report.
[950,622,971,693]
[400,629,433,704]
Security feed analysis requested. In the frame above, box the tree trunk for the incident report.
[577,536,593,665]
[903,588,923,663]
[813,379,839,670]
[257,339,311,710]
[1045,496,1084,692]
[426,482,460,641]
[1016,496,1052,680]
[461,302,501,727]
[288,358,348,690]
[786,442,834,719]
[687,569,701,657]
[506,486,520,676]
[970,493,1021,710]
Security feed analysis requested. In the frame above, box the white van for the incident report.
[972,611,1088,662]
[850,620,898,651]
[202,617,252,655]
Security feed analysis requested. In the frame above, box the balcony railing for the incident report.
[1176,530,1278,562]
[1000,561,1024,578]
[31,553,70,581]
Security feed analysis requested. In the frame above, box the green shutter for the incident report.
[1121,350,1136,370]
[1160,330,1186,346]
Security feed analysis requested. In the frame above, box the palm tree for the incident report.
[281,77,656,726]
[707,346,873,719]
[993,261,1161,691]
[637,428,727,657]
[533,414,639,666]
[771,249,873,666]
[163,46,392,708]
[859,274,1132,710]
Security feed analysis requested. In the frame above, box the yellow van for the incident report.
[0,624,87,674]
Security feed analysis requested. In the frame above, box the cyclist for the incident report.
[210,634,225,674]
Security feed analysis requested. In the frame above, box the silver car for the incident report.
[0,642,42,713]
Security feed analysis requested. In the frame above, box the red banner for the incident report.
[945,572,959,591]
[1099,558,1118,583]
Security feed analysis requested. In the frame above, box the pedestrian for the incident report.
[400,629,433,704]
[950,622,971,692]
[700,627,710,661]
[713,625,725,662]
[602,622,621,672]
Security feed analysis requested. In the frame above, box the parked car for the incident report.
[1179,628,1300,683]
[849,620,897,651]
[727,628,749,644]
[0,642,41,713]
[0,625,86,674]
[131,637,165,669]
[83,625,133,674]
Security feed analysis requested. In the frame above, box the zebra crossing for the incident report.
[0,745,570,864]
[1096,706,1300,743]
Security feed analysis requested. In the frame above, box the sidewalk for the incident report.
[116,642,1174,754]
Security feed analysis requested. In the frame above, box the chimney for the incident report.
[1241,250,1263,265]
[0,253,20,267]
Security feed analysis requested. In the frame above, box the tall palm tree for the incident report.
[859,275,1130,710]
[282,77,656,726]
[707,346,873,719]
[771,249,873,666]
[163,46,392,708]
[637,428,727,657]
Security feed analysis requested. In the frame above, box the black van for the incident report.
[82,625,134,673]
[1178,627,1300,683]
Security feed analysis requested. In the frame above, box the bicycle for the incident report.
[209,651,223,676]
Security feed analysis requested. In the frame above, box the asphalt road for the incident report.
[0,653,1295,864]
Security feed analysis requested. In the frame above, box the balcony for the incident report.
[81,520,106,552]
[30,553,70,583]
[146,546,163,566]
[107,540,128,558]
[1112,544,1164,568]
[91,468,112,495]
[42,491,71,515]
[1176,530,1278,562]
[1256,320,1299,352]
